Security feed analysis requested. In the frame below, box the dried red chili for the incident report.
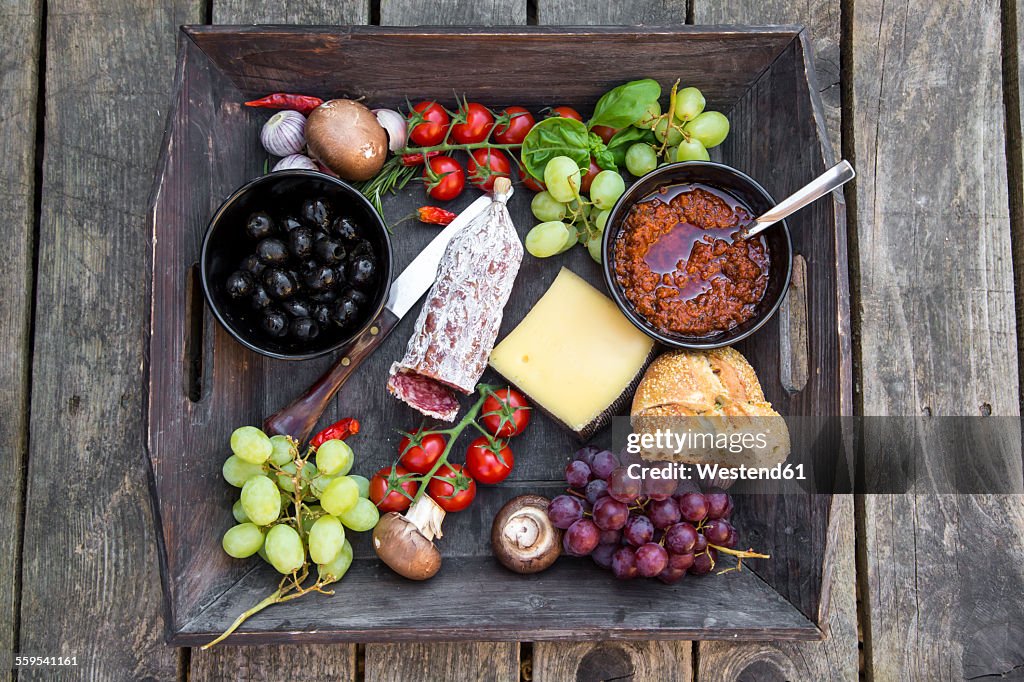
[417,206,457,226]
[244,93,324,116]
[400,151,440,167]
[309,417,360,449]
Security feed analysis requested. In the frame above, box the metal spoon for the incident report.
[741,160,855,239]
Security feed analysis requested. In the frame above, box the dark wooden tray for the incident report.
[145,25,850,645]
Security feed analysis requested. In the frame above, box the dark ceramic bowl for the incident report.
[201,170,393,360]
[601,161,792,349]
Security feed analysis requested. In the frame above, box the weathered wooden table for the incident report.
[3,0,1023,679]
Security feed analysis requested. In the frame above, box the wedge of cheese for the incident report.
[489,268,656,440]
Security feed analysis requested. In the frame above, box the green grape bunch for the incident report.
[206,423,377,648]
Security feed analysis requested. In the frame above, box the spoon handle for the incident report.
[744,160,855,239]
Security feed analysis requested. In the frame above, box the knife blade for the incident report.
[263,193,494,441]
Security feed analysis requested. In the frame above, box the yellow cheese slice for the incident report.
[489,267,655,438]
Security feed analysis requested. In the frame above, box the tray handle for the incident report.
[263,307,400,442]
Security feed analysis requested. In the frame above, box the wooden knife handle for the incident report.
[263,307,400,442]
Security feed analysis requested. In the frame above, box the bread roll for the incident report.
[630,348,790,468]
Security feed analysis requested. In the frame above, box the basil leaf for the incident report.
[607,127,657,166]
[588,79,662,130]
[520,117,591,180]
[588,133,616,171]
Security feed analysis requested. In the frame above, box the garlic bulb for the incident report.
[261,110,306,157]
[272,154,317,172]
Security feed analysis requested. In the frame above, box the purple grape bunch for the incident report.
[547,448,744,584]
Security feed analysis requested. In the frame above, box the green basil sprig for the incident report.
[520,117,591,181]
[587,79,662,130]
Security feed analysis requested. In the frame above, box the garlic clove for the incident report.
[372,108,408,153]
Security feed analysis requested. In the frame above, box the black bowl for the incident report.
[601,161,793,349]
[201,170,393,360]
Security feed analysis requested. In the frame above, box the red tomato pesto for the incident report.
[612,185,769,337]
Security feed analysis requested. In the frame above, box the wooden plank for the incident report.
[0,0,40,673]
[366,642,520,682]
[533,641,693,682]
[380,0,526,25]
[16,0,201,678]
[852,0,1024,678]
[537,0,686,25]
[184,1,367,677]
[190,644,356,681]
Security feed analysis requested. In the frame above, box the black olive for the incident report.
[349,239,374,260]
[348,256,376,288]
[331,297,359,328]
[340,287,368,310]
[301,197,332,230]
[246,212,275,240]
[262,268,297,300]
[304,264,336,291]
[257,238,289,265]
[240,253,266,277]
[281,298,312,318]
[311,303,332,327]
[280,215,303,233]
[261,309,289,337]
[310,288,339,303]
[290,316,319,341]
[332,261,347,283]
[331,216,359,242]
[225,270,255,299]
[250,285,272,310]
[314,237,346,264]
[289,228,314,260]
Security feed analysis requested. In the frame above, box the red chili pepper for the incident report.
[310,417,360,449]
[244,93,324,116]
[417,206,457,226]
[400,151,440,167]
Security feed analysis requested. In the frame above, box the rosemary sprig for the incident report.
[357,156,418,217]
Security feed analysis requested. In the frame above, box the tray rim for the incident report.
[144,23,851,645]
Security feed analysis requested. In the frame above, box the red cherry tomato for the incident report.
[398,430,447,474]
[492,106,536,144]
[548,106,583,122]
[465,436,515,484]
[467,148,512,191]
[427,464,477,512]
[451,102,494,144]
[591,125,618,144]
[580,157,601,194]
[408,101,450,146]
[423,155,465,201]
[519,166,545,193]
[480,388,531,438]
[369,465,419,513]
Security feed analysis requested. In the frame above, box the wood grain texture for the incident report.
[533,641,693,682]
[365,641,520,682]
[381,0,526,25]
[213,0,369,23]
[190,643,356,681]
[853,0,1024,679]
[17,0,201,678]
[537,0,686,24]
[0,0,39,673]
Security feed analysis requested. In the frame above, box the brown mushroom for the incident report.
[491,495,562,574]
[373,495,446,580]
[306,99,388,181]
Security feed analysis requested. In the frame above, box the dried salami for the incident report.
[388,178,523,420]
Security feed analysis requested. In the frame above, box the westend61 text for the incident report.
[626,462,805,482]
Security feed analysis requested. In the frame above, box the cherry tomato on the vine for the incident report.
[548,106,583,122]
[591,125,618,144]
[465,436,515,485]
[398,430,447,474]
[451,102,494,144]
[492,106,536,144]
[519,166,545,193]
[427,463,477,512]
[580,157,601,194]
[481,388,531,437]
[408,101,450,146]
[467,148,512,191]
[369,465,419,513]
[423,155,465,201]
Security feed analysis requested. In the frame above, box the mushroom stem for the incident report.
[405,495,446,542]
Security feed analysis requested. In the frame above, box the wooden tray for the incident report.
[145,25,850,645]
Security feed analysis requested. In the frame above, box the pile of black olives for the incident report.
[223,197,379,345]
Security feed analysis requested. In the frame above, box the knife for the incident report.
[263,194,493,442]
